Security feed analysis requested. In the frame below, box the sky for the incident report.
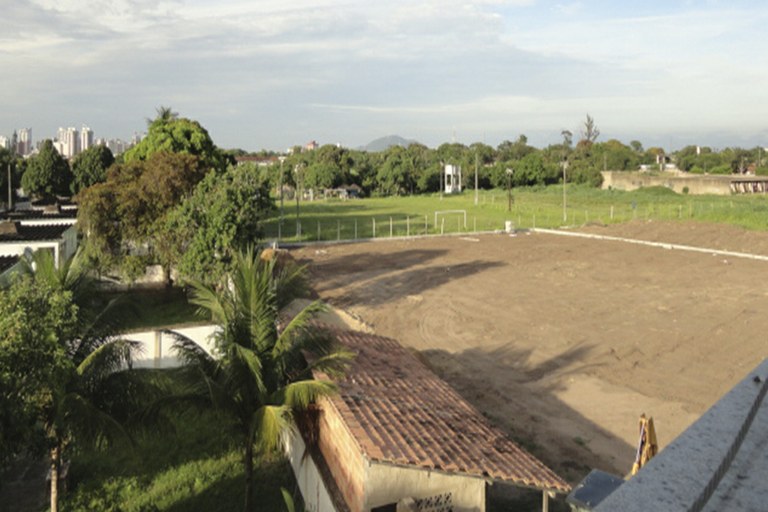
[3,0,768,152]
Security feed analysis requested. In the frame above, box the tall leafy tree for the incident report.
[71,144,115,194]
[165,163,274,283]
[167,249,350,511]
[22,140,73,199]
[124,109,228,173]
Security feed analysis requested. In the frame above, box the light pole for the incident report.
[474,151,479,206]
[562,159,569,223]
[294,164,302,237]
[278,156,286,228]
[506,168,514,212]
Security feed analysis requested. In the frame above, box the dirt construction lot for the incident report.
[292,221,768,483]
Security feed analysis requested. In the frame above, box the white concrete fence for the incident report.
[129,324,218,369]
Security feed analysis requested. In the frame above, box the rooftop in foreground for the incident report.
[594,358,768,511]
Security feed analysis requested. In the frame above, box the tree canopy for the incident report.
[71,144,115,195]
[123,110,228,173]
[165,163,274,283]
[22,140,73,199]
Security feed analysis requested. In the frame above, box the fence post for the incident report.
[610,205,614,220]
[441,218,445,235]
[390,217,393,237]
[407,216,410,237]
[425,214,428,235]
[373,218,376,238]
[354,218,358,239]
[337,219,340,241]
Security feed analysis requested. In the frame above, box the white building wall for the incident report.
[130,324,218,369]
[365,462,486,512]
[285,431,340,512]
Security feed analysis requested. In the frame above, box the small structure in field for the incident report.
[286,328,570,512]
[444,164,462,194]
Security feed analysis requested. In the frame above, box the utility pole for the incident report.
[562,160,568,223]
[278,156,286,228]
[294,164,301,236]
[474,151,479,206]
[506,168,513,212]
[7,162,12,211]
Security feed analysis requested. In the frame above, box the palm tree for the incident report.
[17,249,143,512]
[167,247,350,512]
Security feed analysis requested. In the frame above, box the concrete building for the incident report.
[80,125,93,152]
[287,328,570,512]
[17,128,32,156]
[0,221,78,268]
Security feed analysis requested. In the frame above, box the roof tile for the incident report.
[320,328,570,493]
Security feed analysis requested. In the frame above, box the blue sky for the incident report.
[3,0,768,151]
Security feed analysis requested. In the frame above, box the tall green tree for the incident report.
[71,144,115,195]
[124,109,228,173]
[3,250,143,512]
[22,140,73,199]
[168,249,350,511]
[166,164,274,283]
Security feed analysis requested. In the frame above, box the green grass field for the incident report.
[61,371,298,512]
[263,185,768,242]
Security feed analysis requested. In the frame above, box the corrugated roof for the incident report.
[0,255,19,273]
[0,223,71,242]
[321,328,571,493]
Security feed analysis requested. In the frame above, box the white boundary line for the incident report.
[532,228,768,262]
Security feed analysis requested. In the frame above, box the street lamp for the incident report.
[562,159,569,223]
[506,168,514,212]
[294,163,303,237]
[278,156,286,228]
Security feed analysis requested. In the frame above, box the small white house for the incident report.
[0,221,78,267]
[444,164,462,194]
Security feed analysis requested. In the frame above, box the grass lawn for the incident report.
[61,371,298,512]
[101,287,205,332]
[263,185,768,242]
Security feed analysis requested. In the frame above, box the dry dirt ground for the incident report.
[291,220,768,484]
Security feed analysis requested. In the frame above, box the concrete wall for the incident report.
[601,171,740,195]
[285,430,340,512]
[317,400,368,512]
[365,462,486,512]
[129,324,218,369]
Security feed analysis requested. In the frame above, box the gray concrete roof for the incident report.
[596,358,768,512]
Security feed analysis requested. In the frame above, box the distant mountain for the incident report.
[360,135,420,152]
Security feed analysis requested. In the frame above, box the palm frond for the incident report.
[76,339,141,387]
[165,329,217,372]
[272,380,337,410]
[60,392,132,449]
[305,350,355,379]
[273,300,327,358]
[251,404,290,453]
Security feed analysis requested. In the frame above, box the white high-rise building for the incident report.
[17,128,32,156]
[80,125,93,152]
[0,136,8,150]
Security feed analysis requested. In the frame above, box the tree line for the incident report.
[7,110,768,285]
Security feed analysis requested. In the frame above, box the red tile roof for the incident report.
[320,328,571,493]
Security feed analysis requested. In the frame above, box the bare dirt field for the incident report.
[291,220,768,484]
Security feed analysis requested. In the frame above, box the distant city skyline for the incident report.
[3,1,768,153]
